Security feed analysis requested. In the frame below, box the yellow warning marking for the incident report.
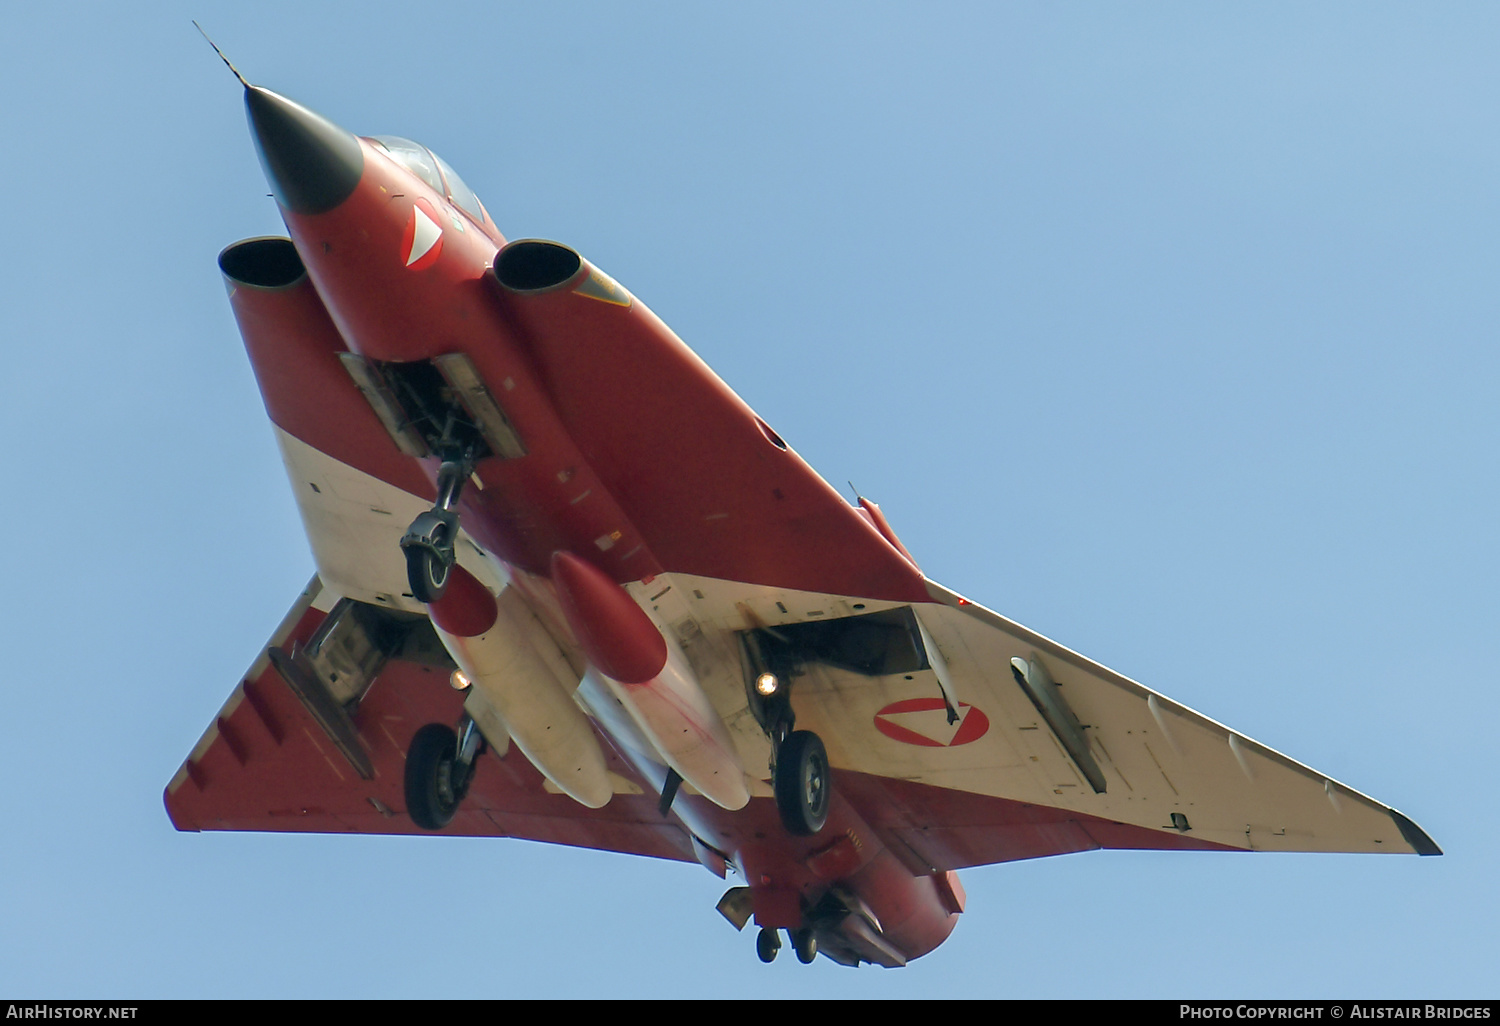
[573,267,633,307]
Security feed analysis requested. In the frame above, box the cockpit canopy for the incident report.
[367,135,488,227]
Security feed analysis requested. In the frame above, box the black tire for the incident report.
[405,723,461,830]
[791,927,818,964]
[406,545,450,603]
[775,730,831,836]
[756,927,781,964]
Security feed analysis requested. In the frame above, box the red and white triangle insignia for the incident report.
[873,698,990,747]
[402,199,444,271]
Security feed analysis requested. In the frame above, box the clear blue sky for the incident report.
[1,2,1494,998]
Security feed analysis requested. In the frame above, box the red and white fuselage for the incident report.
[201,85,1434,970]
[226,86,966,965]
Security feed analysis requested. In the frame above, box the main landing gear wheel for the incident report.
[756,927,781,963]
[405,723,466,830]
[791,927,817,964]
[775,730,831,836]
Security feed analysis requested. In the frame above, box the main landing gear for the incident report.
[731,706,832,968]
[400,447,477,604]
[756,926,818,965]
[773,729,830,837]
[743,630,833,837]
[404,715,486,830]
[756,927,780,963]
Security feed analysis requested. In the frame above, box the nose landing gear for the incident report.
[402,512,457,602]
[400,449,476,604]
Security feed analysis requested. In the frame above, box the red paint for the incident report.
[833,771,1237,869]
[933,870,966,915]
[226,269,435,501]
[185,93,1258,969]
[164,600,694,861]
[874,698,991,747]
[274,145,662,585]
[167,591,1236,965]
[497,268,933,602]
[858,497,919,569]
[950,709,990,746]
[426,564,498,637]
[842,848,960,960]
[272,136,932,601]
[550,550,667,684]
[750,887,803,929]
[805,833,864,880]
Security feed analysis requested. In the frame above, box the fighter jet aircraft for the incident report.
[165,81,1439,968]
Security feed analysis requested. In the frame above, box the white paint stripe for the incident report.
[879,706,966,746]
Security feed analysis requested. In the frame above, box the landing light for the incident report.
[755,672,780,696]
[450,670,472,691]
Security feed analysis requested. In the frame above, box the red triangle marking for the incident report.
[873,699,990,747]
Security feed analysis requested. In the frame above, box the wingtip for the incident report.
[1389,810,1442,856]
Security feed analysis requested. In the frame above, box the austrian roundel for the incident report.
[401,197,445,271]
[874,698,990,748]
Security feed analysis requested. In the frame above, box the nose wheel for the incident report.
[774,730,830,836]
[402,515,456,602]
[400,452,475,603]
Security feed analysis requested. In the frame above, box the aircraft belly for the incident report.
[542,560,747,811]
[182,85,1439,973]
[624,575,773,779]
[574,671,670,774]
[273,427,504,611]
[258,427,1417,859]
[434,591,612,810]
[606,570,1430,859]
[595,672,750,811]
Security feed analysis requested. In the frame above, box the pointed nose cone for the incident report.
[245,86,364,215]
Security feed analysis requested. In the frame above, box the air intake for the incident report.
[492,240,582,292]
[218,237,306,289]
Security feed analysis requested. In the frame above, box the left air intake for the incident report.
[219,237,306,289]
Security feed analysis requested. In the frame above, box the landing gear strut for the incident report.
[774,730,830,836]
[400,449,476,603]
[743,630,832,837]
[404,715,485,830]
